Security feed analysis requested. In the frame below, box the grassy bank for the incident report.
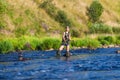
[0,36,120,54]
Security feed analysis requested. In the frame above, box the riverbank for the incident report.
[0,36,120,54]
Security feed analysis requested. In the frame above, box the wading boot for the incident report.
[56,50,61,57]
[63,51,71,57]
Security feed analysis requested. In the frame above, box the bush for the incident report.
[0,40,14,53]
[52,39,61,50]
[0,21,6,29]
[115,36,120,45]
[41,38,53,50]
[39,38,61,50]
[13,17,23,25]
[40,0,73,27]
[71,29,80,37]
[0,0,8,14]
[87,0,103,23]
[82,38,101,48]
[98,36,116,45]
[104,36,116,44]
[40,0,57,17]
[56,10,72,26]
[115,40,120,45]
[16,37,29,50]
[112,27,120,34]
[30,38,42,50]
[99,40,109,45]
[15,27,28,37]
[71,39,83,47]
[89,23,113,33]
[71,38,101,48]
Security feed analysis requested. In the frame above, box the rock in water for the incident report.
[116,50,120,53]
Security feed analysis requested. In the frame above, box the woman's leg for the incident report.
[59,45,64,51]
[65,45,70,57]
[56,45,64,56]
[66,45,70,52]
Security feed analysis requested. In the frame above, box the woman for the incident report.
[56,26,71,57]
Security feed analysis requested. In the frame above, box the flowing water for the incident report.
[0,48,120,80]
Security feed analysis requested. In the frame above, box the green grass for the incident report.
[98,36,116,45]
[0,35,120,54]
[89,23,113,34]
[0,39,14,53]
[0,0,120,38]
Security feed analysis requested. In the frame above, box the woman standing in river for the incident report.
[56,26,71,57]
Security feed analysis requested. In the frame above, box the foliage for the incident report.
[104,36,116,44]
[15,27,28,37]
[115,36,120,45]
[40,38,61,50]
[71,38,101,48]
[99,40,109,45]
[40,0,57,17]
[56,10,72,26]
[0,36,120,54]
[0,40,14,53]
[29,38,42,50]
[40,0,73,27]
[52,39,61,49]
[82,38,101,48]
[0,21,6,29]
[87,0,103,23]
[0,0,8,14]
[71,39,83,47]
[98,36,116,45]
[71,28,80,37]
[112,27,120,34]
[13,17,23,26]
[89,23,113,33]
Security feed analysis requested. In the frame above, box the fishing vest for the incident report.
[63,32,70,42]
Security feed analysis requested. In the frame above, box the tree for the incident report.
[87,0,103,23]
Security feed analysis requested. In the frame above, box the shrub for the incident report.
[89,23,113,33]
[15,27,28,37]
[87,39,101,48]
[56,10,72,26]
[99,40,109,45]
[71,29,80,37]
[0,40,14,53]
[81,38,101,48]
[115,40,120,45]
[30,38,41,50]
[104,36,116,44]
[0,21,6,29]
[9,38,18,50]
[98,36,116,45]
[52,39,61,50]
[71,39,83,47]
[16,37,29,50]
[71,38,101,48]
[39,38,61,50]
[14,17,23,25]
[40,0,73,27]
[112,27,120,34]
[87,0,103,23]
[39,38,53,50]
[115,36,120,45]
[40,0,57,17]
[0,0,8,14]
